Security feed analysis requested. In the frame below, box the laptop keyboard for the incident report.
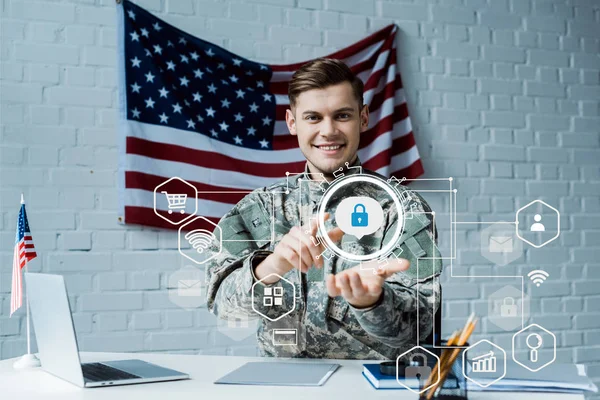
[82,362,141,382]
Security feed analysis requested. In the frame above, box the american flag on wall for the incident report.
[116,0,423,230]
[10,198,37,316]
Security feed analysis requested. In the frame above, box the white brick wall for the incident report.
[1,0,599,395]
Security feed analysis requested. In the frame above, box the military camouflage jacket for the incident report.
[206,160,442,360]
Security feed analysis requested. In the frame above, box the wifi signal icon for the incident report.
[528,270,549,287]
[185,229,215,254]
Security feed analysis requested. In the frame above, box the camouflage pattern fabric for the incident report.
[206,159,442,360]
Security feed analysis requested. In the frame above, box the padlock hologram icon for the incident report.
[500,297,517,317]
[351,203,369,227]
[405,353,431,381]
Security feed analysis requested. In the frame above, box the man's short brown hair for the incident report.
[288,58,364,110]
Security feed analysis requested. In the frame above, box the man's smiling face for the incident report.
[286,82,369,181]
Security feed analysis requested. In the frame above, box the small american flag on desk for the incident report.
[10,196,37,316]
[116,0,423,230]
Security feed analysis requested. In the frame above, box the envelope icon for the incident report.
[178,279,202,297]
[489,236,513,253]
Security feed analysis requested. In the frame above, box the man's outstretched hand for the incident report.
[255,213,344,284]
[326,258,410,308]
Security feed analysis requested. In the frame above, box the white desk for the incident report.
[0,352,584,399]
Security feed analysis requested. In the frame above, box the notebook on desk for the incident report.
[465,362,598,393]
[363,361,598,393]
[215,362,340,386]
[362,363,420,390]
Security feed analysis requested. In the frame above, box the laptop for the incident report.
[25,272,190,388]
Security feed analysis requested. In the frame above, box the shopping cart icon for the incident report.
[162,191,187,214]
[154,177,197,225]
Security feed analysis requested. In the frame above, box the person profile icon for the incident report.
[530,214,545,232]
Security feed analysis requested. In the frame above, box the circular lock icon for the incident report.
[351,203,369,227]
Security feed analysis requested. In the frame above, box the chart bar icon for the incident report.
[472,351,497,373]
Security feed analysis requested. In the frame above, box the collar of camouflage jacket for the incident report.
[301,157,362,183]
[296,157,363,205]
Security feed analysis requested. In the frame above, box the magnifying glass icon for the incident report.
[526,333,543,362]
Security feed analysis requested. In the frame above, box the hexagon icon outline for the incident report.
[515,200,560,248]
[512,323,556,372]
[178,216,222,265]
[251,273,296,322]
[487,285,530,331]
[154,176,198,225]
[395,345,440,394]
[462,339,506,388]
[480,221,523,267]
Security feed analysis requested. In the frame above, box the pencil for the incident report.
[426,314,477,400]
[429,313,474,391]
[424,330,458,390]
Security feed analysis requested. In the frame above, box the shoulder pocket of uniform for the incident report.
[239,201,271,246]
[220,214,256,256]
[218,200,271,256]
[387,214,442,285]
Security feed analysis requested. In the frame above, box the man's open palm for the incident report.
[326,258,410,308]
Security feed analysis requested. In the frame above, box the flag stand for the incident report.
[12,194,41,370]
[13,266,41,369]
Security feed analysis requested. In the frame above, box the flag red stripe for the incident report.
[363,47,396,93]
[125,205,221,231]
[126,136,305,177]
[126,135,417,199]
[390,158,425,180]
[362,136,417,172]
[126,171,250,204]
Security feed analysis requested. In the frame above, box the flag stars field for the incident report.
[123,4,296,150]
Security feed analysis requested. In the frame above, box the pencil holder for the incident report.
[419,344,468,400]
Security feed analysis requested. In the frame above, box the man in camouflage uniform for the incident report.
[206,58,442,360]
